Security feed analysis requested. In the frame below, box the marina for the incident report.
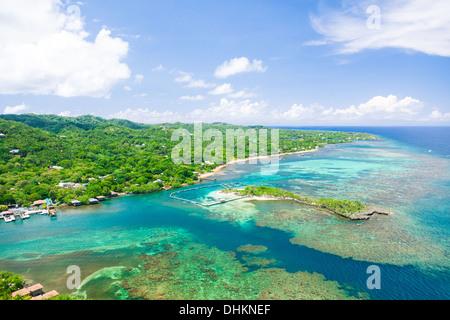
[0,198,58,223]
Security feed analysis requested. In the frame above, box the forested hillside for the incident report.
[0,114,376,207]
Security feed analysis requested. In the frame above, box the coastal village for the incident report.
[0,169,170,223]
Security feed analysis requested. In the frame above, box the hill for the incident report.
[0,114,376,207]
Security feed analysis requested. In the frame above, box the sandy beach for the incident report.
[198,148,319,180]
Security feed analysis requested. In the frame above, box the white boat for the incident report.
[4,214,15,223]
[20,212,30,219]
[41,210,49,215]
[26,210,42,215]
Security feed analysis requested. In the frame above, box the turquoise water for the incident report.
[0,129,449,300]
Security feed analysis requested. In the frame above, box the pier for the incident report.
[170,182,247,207]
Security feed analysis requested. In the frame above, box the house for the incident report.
[30,290,60,300]
[9,149,20,155]
[96,196,106,201]
[153,179,163,184]
[89,198,99,205]
[0,133,5,138]
[49,166,63,171]
[71,200,82,207]
[1,210,13,219]
[11,284,59,300]
[11,284,44,298]
[110,192,119,197]
[32,200,47,207]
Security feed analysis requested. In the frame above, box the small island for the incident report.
[224,186,393,221]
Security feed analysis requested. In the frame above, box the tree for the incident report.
[0,271,26,300]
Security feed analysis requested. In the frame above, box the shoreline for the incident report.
[231,194,394,221]
[57,149,318,210]
[198,148,319,180]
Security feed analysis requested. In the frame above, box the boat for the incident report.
[4,214,15,223]
[27,210,42,215]
[20,212,30,219]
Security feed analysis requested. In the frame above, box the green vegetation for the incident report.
[0,114,376,207]
[0,270,80,300]
[229,185,369,218]
[0,271,26,300]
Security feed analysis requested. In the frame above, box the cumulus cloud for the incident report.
[328,95,424,120]
[215,57,267,78]
[109,95,448,125]
[422,110,450,122]
[3,103,29,114]
[309,0,450,57]
[152,64,165,72]
[58,110,72,117]
[209,84,234,95]
[0,0,130,98]
[227,90,256,99]
[109,108,183,124]
[180,95,205,101]
[175,71,215,88]
[134,74,144,84]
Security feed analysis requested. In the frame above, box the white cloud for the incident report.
[109,95,447,125]
[109,108,183,124]
[58,111,71,117]
[0,0,130,98]
[175,71,215,88]
[209,83,233,95]
[227,90,256,99]
[309,0,450,57]
[109,99,269,125]
[215,57,267,78]
[329,95,424,120]
[134,74,144,84]
[3,103,29,114]
[180,95,205,101]
[422,110,450,122]
[152,64,165,72]
[191,99,269,124]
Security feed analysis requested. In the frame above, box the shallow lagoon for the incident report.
[0,133,449,300]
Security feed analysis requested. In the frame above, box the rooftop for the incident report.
[11,283,44,297]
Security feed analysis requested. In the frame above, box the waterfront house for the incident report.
[110,192,119,197]
[71,200,82,207]
[89,198,99,205]
[11,284,44,298]
[30,290,60,300]
[96,196,106,201]
[32,200,47,207]
[11,284,59,300]
[1,210,13,219]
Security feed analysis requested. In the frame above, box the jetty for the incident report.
[45,198,57,216]
[170,182,247,207]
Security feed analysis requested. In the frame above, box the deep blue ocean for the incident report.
[277,126,450,158]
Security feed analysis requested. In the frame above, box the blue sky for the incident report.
[0,0,449,125]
